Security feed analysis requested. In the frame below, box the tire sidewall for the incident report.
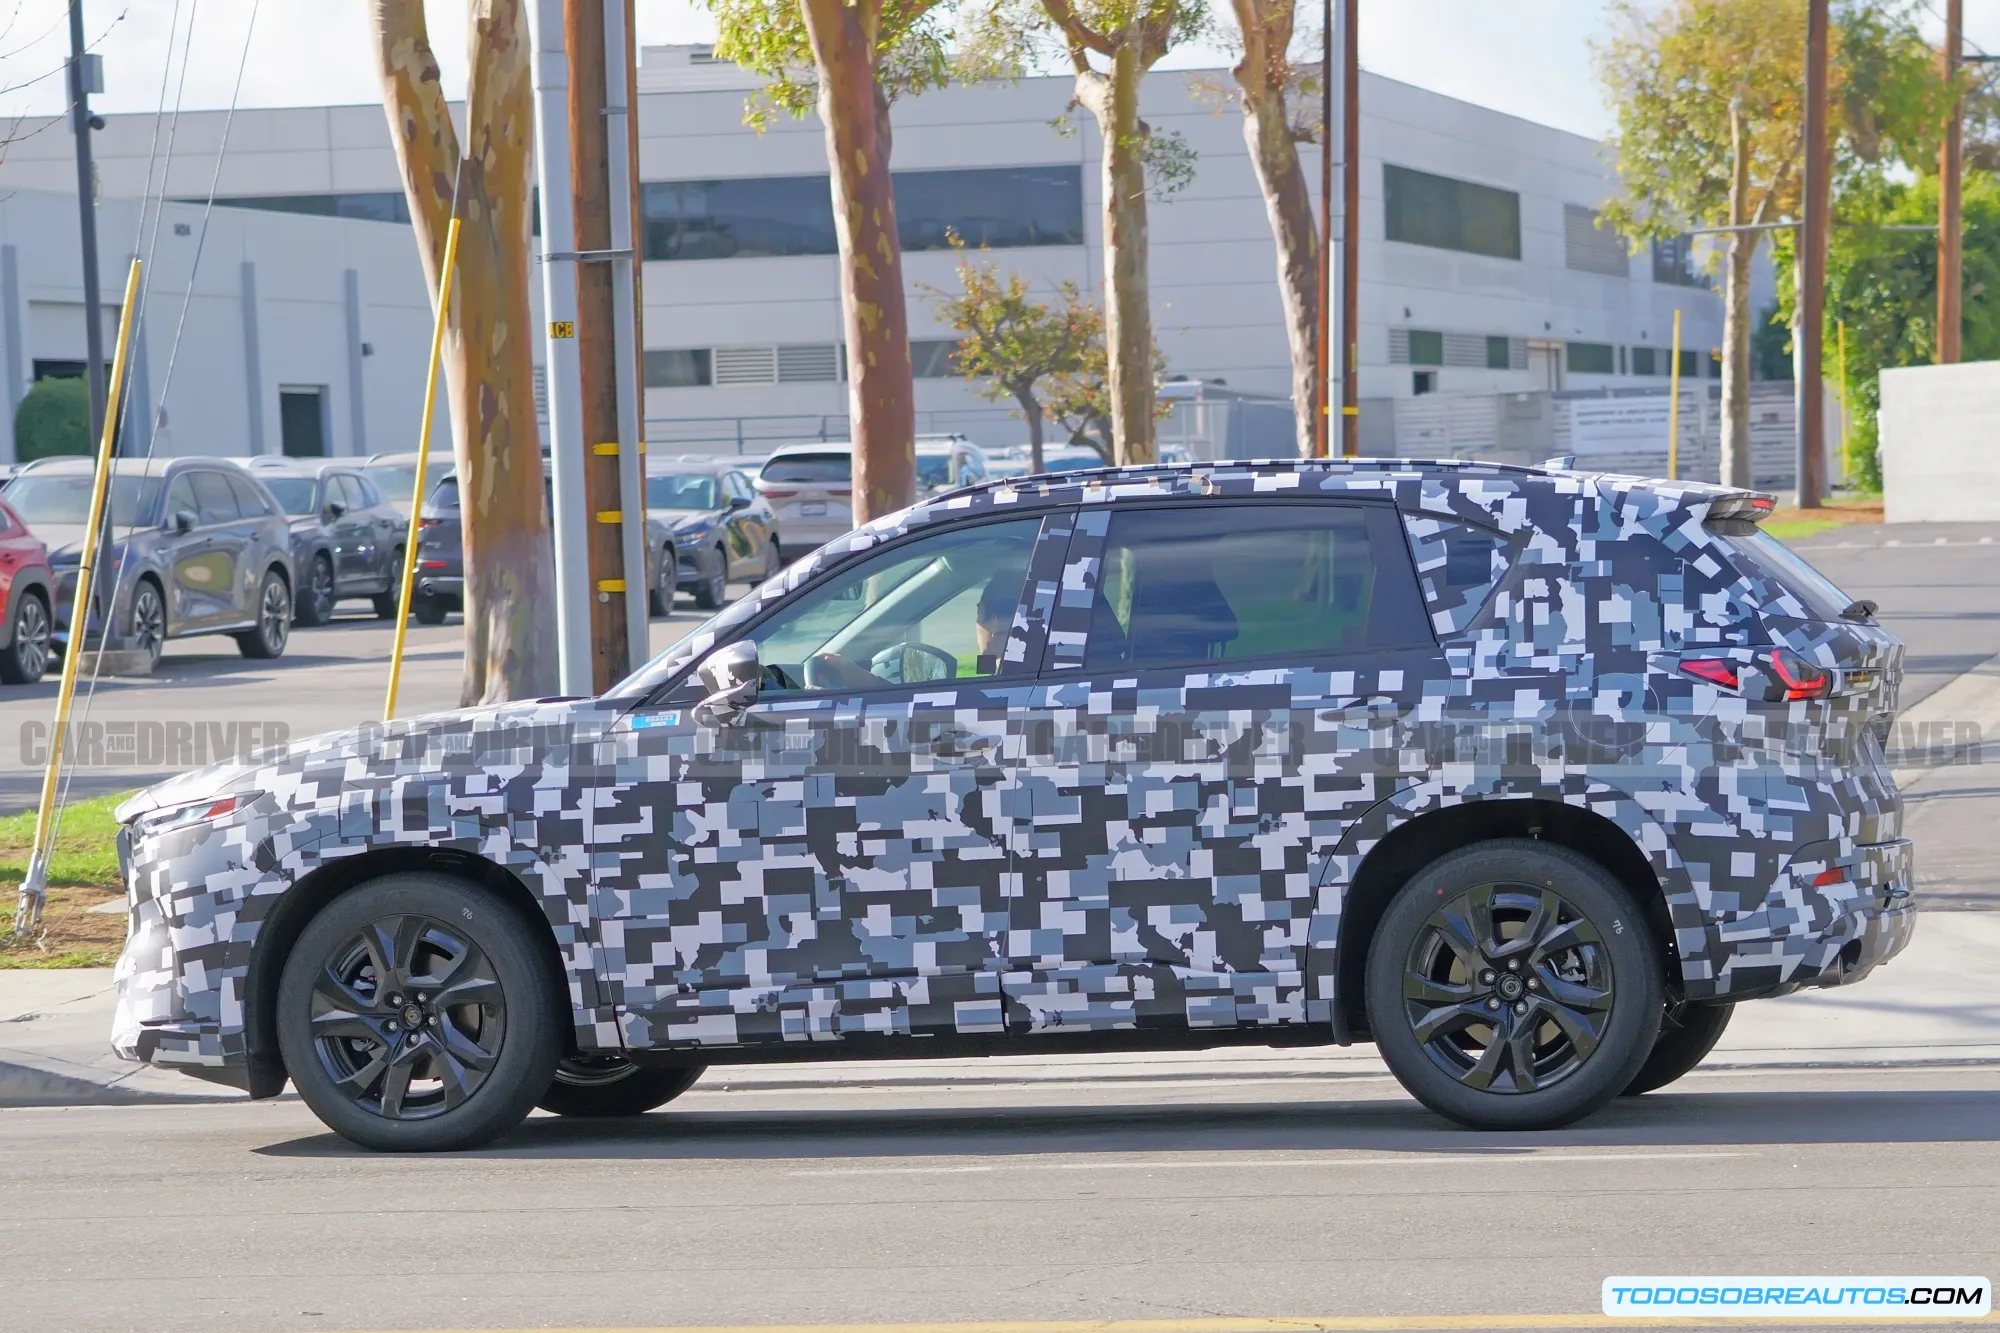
[299,554,335,627]
[1365,839,1663,1131]
[1,590,47,684]
[276,873,564,1152]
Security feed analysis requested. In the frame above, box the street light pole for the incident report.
[1312,0,1331,458]
[1798,0,1830,509]
[66,0,106,445]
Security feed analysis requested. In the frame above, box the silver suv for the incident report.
[754,436,987,561]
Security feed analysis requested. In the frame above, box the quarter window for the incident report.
[1082,504,1431,671]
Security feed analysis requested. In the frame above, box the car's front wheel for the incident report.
[235,569,291,659]
[128,578,166,673]
[276,873,564,1152]
[692,545,727,610]
[648,547,677,617]
[537,1057,703,1117]
[1365,839,1663,1131]
[0,590,50,685]
[1623,1001,1733,1096]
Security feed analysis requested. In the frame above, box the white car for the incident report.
[755,436,988,559]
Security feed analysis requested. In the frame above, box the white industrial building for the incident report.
[0,48,1760,466]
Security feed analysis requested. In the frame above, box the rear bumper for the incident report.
[1695,837,1916,1001]
[416,575,463,603]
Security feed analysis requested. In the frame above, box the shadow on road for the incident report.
[252,1084,2000,1161]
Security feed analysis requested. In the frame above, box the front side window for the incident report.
[227,473,275,517]
[1083,504,1431,672]
[748,518,1040,693]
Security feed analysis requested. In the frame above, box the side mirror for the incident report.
[693,639,762,726]
[325,500,347,520]
[170,510,196,535]
[727,495,751,512]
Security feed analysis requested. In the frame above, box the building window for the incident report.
[1630,346,1657,376]
[1563,204,1628,277]
[1652,236,1708,288]
[1406,330,1444,366]
[1383,165,1521,261]
[910,339,960,378]
[644,348,713,388]
[1485,336,1511,370]
[1566,342,1615,375]
[1413,370,1437,395]
[207,192,413,223]
[641,166,1085,261]
[1681,348,1703,379]
[32,359,86,381]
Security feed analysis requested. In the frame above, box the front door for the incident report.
[1006,499,1445,1034]
[328,474,377,588]
[595,513,1053,1050]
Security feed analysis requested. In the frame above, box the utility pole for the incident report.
[1939,0,1964,365]
[1313,0,1331,458]
[1797,0,1830,509]
[67,0,106,444]
[528,0,594,696]
[1339,0,1359,457]
[565,0,644,689]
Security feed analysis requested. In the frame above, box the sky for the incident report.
[2,0,1997,143]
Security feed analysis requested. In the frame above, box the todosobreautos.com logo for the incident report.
[1603,1276,1990,1318]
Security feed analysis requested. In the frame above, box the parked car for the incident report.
[243,458,408,626]
[411,467,674,625]
[645,456,780,610]
[360,451,456,520]
[109,457,1912,1151]
[754,435,987,562]
[5,457,294,671]
[0,495,54,684]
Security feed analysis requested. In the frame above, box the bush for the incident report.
[13,377,93,462]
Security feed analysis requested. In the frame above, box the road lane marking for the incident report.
[786,1151,1749,1177]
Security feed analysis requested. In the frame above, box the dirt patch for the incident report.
[0,792,131,969]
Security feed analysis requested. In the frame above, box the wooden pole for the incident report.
[1667,307,1683,481]
[1339,0,1359,456]
[1798,0,1830,508]
[13,258,140,937]
[1939,0,1964,365]
[1313,0,1332,457]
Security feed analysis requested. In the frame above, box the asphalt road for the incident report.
[0,1065,1994,1333]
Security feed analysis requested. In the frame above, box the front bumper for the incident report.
[1695,837,1916,1001]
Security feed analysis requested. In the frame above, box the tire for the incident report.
[0,590,51,685]
[373,549,405,619]
[754,536,781,583]
[235,568,292,659]
[296,554,336,628]
[537,1057,703,1118]
[648,547,677,618]
[128,578,166,673]
[412,594,448,626]
[1365,839,1663,1131]
[275,872,564,1152]
[1623,1001,1733,1096]
[692,545,727,610]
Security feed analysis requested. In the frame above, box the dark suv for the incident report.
[243,458,407,625]
[109,459,1909,1150]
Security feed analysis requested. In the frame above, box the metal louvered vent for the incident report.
[532,366,548,418]
[777,343,840,383]
[1564,204,1629,277]
[713,345,779,385]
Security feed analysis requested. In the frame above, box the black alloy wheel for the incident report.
[648,546,677,617]
[1623,1000,1734,1096]
[277,874,562,1151]
[1366,840,1662,1131]
[373,548,404,618]
[129,579,166,673]
[537,1056,705,1117]
[693,545,727,610]
[297,554,336,628]
[236,569,291,659]
[0,590,50,685]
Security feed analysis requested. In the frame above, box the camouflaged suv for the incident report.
[109,459,1911,1151]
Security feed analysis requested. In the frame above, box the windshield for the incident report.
[1713,526,1857,622]
[365,460,453,509]
[424,476,460,515]
[761,453,851,485]
[261,477,319,516]
[647,474,718,510]
[915,454,952,488]
[6,475,164,529]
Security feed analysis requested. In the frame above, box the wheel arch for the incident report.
[1331,796,1676,1042]
[243,845,571,1099]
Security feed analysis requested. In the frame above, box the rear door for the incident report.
[328,474,378,588]
[178,473,246,628]
[1006,499,1444,1033]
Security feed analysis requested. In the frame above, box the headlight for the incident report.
[130,792,253,838]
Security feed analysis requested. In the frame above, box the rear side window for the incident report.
[191,472,241,524]
[1083,503,1431,672]
[1711,526,1855,622]
[1402,515,1514,635]
[426,476,461,514]
[761,453,851,485]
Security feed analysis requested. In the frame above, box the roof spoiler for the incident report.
[1708,492,1778,521]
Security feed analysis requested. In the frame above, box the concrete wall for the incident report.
[1880,360,2000,523]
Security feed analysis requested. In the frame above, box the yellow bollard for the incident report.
[13,259,144,937]
[383,216,461,723]
[1666,308,1683,482]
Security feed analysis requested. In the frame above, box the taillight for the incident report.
[761,489,797,500]
[1767,647,1832,700]
[1811,865,1850,888]
[1679,658,1740,691]
[419,518,442,530]
[828,487,853,497]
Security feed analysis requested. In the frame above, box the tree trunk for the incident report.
[373,0,556,705]
[801,0,916,524]
[1016,386,1045,474]
[1238,90,1317,458]
[1077,52,1157,466]
[1719,232,1754,489]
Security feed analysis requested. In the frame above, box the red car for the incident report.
[0,496,54,684]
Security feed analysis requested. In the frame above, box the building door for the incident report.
[1527,341,1563,392]
[279,387,327,457]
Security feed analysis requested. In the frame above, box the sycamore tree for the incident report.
[926,241,1097,474]
[372,0,556,703]
[1598,0,1946,490]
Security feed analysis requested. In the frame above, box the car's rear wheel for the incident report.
[412,594,448,626]
[537,1057,704,1117]
[0,590,50,685]
[373,548,405,619]
[128,578,165,673]
[235,569,291,659]
[1365,839,1662,1131]
[296,554,335,628]
[1622,1001,1733,1096]
[692,545,727,610]
[276,873,563,1152]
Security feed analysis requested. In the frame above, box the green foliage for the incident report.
[0,791,130,893]
[926,238,1097,424]
[13,377,93,462]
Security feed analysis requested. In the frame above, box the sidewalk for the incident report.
[6,912,1996,1108]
